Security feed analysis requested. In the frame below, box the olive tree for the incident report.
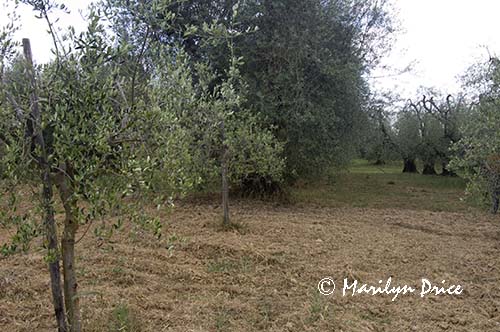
[193,57,284,225]
[392,92,463,176]
[393,110,420,173]
[171,11,285,225]
[419,93,465,176]
[404,98,449,175]
[104,0,285,223]
[0,2,195,331]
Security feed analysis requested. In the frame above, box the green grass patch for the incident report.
[207,256,254,274]
[292,160,470,212]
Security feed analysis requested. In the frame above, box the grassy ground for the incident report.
[292,160,469,212]
[1,161,499,331]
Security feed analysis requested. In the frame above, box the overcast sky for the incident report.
[372,0,500,97]
[2,0,500,98]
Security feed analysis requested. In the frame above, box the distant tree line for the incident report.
[361,61,500,214]
[362,89,465,175]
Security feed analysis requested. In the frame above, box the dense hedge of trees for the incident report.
[104,0,396,179]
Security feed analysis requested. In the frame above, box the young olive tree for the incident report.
[0,2,195,331]
[195,58,284,225]
[102,0,285,209]
[182,12,284,226]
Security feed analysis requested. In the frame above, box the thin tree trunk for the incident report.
[492,193,499,215]
[56,165,81,332]
[43,178,68,332]
[23,38,67,332]
[220,121,230,226]
[222,152,230,226]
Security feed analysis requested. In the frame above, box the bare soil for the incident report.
[1,199,500,331]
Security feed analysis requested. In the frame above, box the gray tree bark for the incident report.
[56,165,81,332]
[23,38,67,332]
[220,121,230,226]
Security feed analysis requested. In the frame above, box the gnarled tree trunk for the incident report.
[402,158,418,173]
[422,163,436,175]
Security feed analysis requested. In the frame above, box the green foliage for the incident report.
[0,175,39,257]
[0,215,40,255]
[235,0,394,177]
[103,0,396,179]
[358,93,401,164]
[451,57,500,210]
[102,0,285,192]
[417,113,442,170]
[360,124,392,163]
[0,3,201,242]
[366,89,465,174]
[108,303,141,332]
[394,111,421,161]
[189,56,285,185]
[0,3,19,75]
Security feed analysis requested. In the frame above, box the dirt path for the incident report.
[1,201,499,331]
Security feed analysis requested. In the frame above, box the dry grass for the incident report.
[1,164,500,331]
[0,164,500,332]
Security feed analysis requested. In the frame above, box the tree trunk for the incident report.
[56,166,81,332]
[402,158,417,173]
[222,151,230,226]
[422,163,437,175]
[43,178,68,332]
[220,121,230,226]
[23,38,67,332]
[492,191,499,215]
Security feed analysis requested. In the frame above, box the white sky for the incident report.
[2,0,500,98]
[372,0,500,97]
[0,0,90,62]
